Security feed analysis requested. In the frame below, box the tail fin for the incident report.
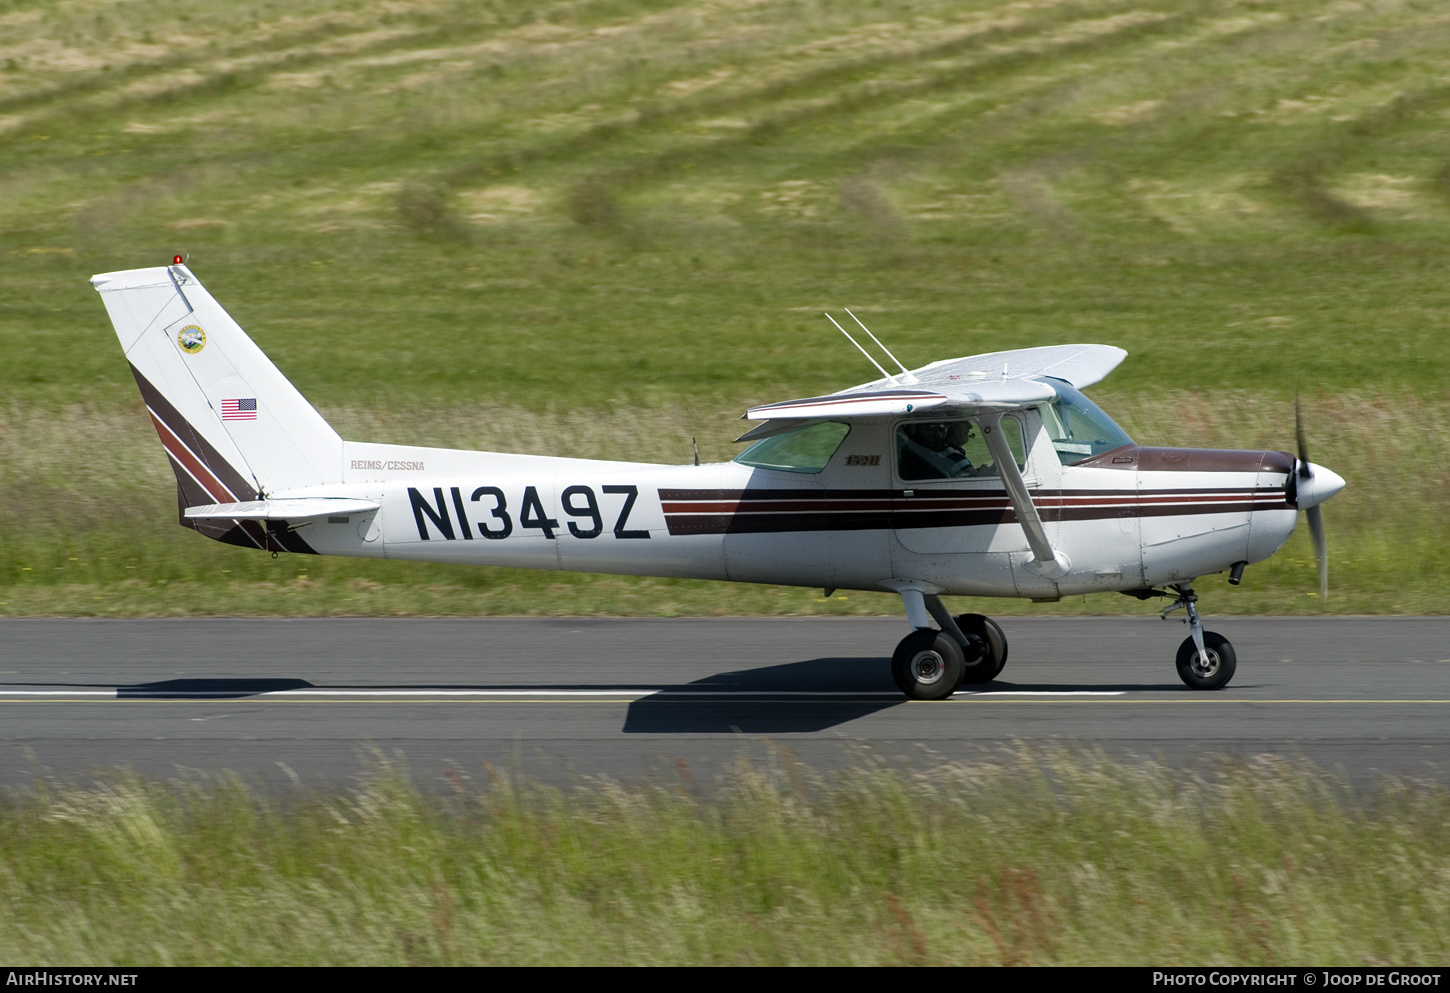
[91,263,341,550]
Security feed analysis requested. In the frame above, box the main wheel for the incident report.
[1175,632,1236,690]
[955,614,1007,685]
[891,630,964,700]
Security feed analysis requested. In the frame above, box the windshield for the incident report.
[1037,380,1133,465]
[734,421,850,473]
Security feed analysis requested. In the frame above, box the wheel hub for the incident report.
[1190,649,1220,679]
[961,633,988,668]
[911,650,946,684]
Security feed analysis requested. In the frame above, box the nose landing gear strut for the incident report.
[1161,583,1237,691]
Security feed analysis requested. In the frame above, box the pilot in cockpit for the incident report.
[898,420,977,480]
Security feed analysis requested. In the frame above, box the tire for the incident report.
[891,630,964,700]
[1175,632,1236,690]
[955,614,1007,685]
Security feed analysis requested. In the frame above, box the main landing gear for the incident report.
[1127,582,1237,690]
[888,587,1008,700]
[889,581,1239,700]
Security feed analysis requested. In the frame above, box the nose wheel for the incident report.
[1162,583,1236,690]
[1176,631,1236,690]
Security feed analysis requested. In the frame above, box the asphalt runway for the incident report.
[2,617,1448,792]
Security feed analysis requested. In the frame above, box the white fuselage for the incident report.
[281,409,1299,599]
[88,264,1315,605]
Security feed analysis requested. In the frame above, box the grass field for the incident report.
[4,0,1450,616]
[4,749,1449,965]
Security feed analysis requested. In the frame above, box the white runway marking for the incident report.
[0,688,1122,700]
[959,691,1126,696]
[0,689,898,700]
[3,690,1449,703]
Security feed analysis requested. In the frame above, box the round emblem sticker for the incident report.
[177,325,206,354]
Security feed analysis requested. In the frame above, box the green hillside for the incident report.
[3,0,1448,615]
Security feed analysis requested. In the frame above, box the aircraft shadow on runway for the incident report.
[622,657,903,733]
[0,678,324,697]
[619,662,1189,733]
[116,678,317,698]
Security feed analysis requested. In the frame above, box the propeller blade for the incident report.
[1307,504,1327,600]
[1296,392,1329,599]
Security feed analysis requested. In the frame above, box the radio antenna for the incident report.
[845,308,917,384]
[825,313,897,385]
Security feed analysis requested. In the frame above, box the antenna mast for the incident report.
[825,313,897,385]
[845,308,918,384]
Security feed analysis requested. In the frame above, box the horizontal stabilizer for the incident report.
[185,498,380,521]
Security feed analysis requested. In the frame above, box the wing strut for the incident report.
[978,413,1071,580]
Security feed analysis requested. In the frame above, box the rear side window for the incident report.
[735,421,851,474]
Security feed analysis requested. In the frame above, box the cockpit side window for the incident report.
[895,417,1024,481]
[734,420,851,473]
[1038,380,1134,465]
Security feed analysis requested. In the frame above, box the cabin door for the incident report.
[890,415,1033,569]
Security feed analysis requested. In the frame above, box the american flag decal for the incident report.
[221,398,258,421]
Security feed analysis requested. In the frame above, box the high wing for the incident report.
[741,343,1124,423]
[740,343,1126,582]
[742,379,1056,425]
[905,343,1127,391]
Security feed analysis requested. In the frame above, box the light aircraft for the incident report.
[91,261,1344,699]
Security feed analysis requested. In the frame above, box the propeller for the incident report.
[1294,395,1329,599]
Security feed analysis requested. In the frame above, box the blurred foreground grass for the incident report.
[3,748,1448,965]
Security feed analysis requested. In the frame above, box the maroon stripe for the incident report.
[150,411,236,503]
[128,366,318,554]
[162,451,218,512]
[661,488,893,501]
[662,499,898,514]
[1039,495,1262,507]
[663,493,1275,514]
[162,451,222,535]
[661,485,1282,503]
[1072,446,1297,473]
[662,498,1292,535]
[130,365,258,502]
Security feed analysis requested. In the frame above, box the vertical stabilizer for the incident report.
[91,264,342,550]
